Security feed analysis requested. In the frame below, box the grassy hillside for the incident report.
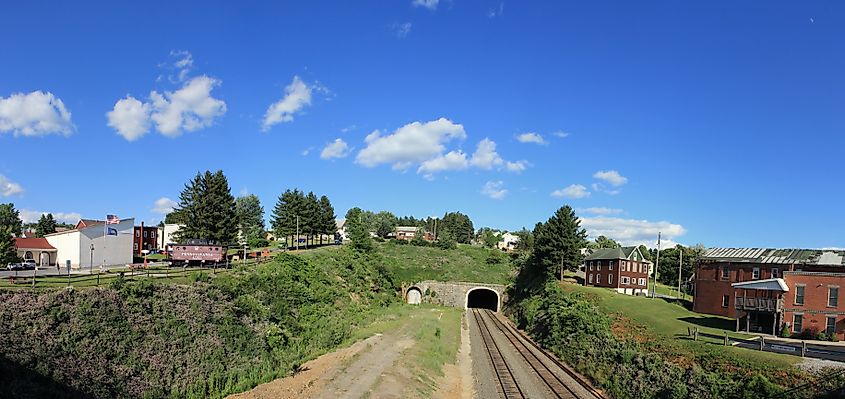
[0,249,396,399]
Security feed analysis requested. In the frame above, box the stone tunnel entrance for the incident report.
[406,287,422,304]
[466,287,500,312]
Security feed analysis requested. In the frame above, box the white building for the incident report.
[159,223,183,248]
[45,218,135,270]
[496,232,520,252]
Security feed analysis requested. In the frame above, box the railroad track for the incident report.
[472,308,525,398]
[472,309,604,399]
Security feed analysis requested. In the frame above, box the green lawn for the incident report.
[561,283,801,369]
[376,241,512,285]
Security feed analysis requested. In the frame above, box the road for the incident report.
[468,308,602,399]
[0,262,170,278]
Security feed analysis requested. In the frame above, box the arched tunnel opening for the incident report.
[466,288,499,312]
[406,287,422,304]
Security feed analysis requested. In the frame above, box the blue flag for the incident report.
[107,228,118,236]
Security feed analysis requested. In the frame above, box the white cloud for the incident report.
[150,76,227,137]
[579,207,623,215]
[470,138,504,169]
[391,22,413,38]
[262,75,314,131]
[551,184,590,199]
[152,197,177,214]
[0,175,23,196]
[481,180,507,200]
[412,0,439,10]
[516,132,547,145]
[356,118,466,169]
[321,138,351,159]
[169,50,193,82]
[418,150,469,175]
[19,210,82,224]
[107,96,152,141]
[488,2,504,18]
[505,160,528,173]
[302,147,314,156]
[0,91,73,137]
[593,170,628,186]
[580,216,686,248]
[552,131,569,138]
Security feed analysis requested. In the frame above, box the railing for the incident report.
[734,297,783,312]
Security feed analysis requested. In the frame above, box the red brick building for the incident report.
[583,246,652,295]
[694,248,845,339]
[133,223,158,255]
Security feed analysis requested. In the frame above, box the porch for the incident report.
[732,278,789,335]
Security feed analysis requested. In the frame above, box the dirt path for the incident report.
[433,312,475,399]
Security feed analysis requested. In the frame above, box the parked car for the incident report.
[22,260,37,270]
[6,263,23,271]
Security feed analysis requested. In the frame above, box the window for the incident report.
[795,285,805,305]
[135,231,140,237]
[771,268,779,278]
[793,314,803,333]
[829,287,839,307]
[609,261,614,270]
[133,243,138,250]
[752,267,760,280]
[597,262,601,271]
[144,231,148,238]
[721,265,729,279]
[589,263,593,271]
[589,274,593,284]
[596,274,601,284]
[608,274,613,285]
[639,278,646,286]
[622,276,630,285]
[722,295,729,308]
[827,316,837,337]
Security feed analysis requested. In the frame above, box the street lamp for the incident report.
[90,243,95,274]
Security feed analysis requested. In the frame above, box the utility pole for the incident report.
[560,254,564,282]
[678,248,683,300]
[652,232,661,299]
[296,215,300,251]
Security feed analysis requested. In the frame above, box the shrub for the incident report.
[780,324,791,338]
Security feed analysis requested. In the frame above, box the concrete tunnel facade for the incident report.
[403,281,506,312]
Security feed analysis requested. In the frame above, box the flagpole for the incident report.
[652,232,661,299]
[100,216,106,275]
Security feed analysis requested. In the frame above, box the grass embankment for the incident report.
[561,283,800,369]
[0,249,397,399]
[357,240,512,285]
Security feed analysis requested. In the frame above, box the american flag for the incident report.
[106,214,120,224]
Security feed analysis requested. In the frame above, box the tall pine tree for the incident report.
[35,213,57,237]
[318,195,336,236]
[345,207,373,252]
[271,189,305,240]
[172,170,237,244]
[0,203,22,265]
[236,194,265,246]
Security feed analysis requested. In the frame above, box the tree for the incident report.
[271,189,304,239]
[638,244,652,262]
[173,170,238,244]
[35,213,57,237]
[0,203,22,237]
[164,209,187,225]
[439,212,474,244]
[303,191,321,239]
[373,211,397,238]
[514,227,534,252]
[318,195,337,236]
[236,194,265,246]
[345,207,373,252]
[478,228,502,248]
[435,229,457,250]
[589,235,621,249]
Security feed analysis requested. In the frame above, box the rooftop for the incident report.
[701,248,845,266]
[14,237,56,250]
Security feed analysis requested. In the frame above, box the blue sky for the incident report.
[1,1,843,248]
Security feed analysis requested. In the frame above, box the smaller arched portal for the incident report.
[406,287,422,305]
[466,287,500,312]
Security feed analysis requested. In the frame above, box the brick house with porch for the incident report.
[694,248,845,339]
[583,246,653,295]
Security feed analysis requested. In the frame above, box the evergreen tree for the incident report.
[435,229,457,250]
[303,191,320,239]
[35,213,57,237]
[236,194,265,246]
[173,170,238,244]
[440,211,474,244]
[271,189,305,239]
[318,195,336,236]
[0,226,18,266]
[345,207,373,252]
[589,235,621,249]
[0,203,23,237]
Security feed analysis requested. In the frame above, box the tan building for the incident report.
[14,237,58,267]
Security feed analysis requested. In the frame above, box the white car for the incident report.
[22,260,37,270]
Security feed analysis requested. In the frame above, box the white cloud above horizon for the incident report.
[108,75,226,141]
[356,118,466,169]
[19,210,82,225]
[0,91,74,137]
[516,132,547,145]
[581,216,686,249]
[152,197,177,215]
[391,22,413,38]
[481,180,507,199]
[262,75,315,131]
[551,184,590,199]
[321,138,351,159]
[593,170,628,186]
[579,207,623,215]
[0,175,24,197]
[412,0,439,10]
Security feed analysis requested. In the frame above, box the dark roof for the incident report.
[585,247,626,260]
[701,248,845,266]
[14,237,56,250]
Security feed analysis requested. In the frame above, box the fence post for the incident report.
[801,341,806,357]
[760,336,765,351]
[694,327,699,341]
[725,332,729,346]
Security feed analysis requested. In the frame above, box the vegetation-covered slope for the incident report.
[0,250,395,399]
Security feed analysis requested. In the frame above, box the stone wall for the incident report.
[403,280,507,311]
